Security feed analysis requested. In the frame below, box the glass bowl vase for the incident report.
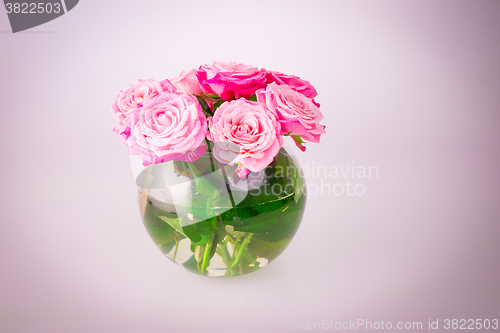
[136,145,306,277]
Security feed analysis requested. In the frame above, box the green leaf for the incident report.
[253,197,305,242]
[143,200,178,244]
[219,206,258,224]
[291,134,307,151]
[212,99,224,113]
[183,221,215,246]
[183,161,220,199]
[208,234,218,261]
[183,225,202,244]
[224,225,246,238]
[145,226,176,245]
[219,206,278,234]
[195,95,213,117]
[247,237,290,262]
[197,222,215,243]
[276,149,305,203]
[191,153,215,174]
[216,218,229,240]
[190,204,211,222]
[193,177,217,198]
[232,214,277,233]
[178,161,226,222]
[252,196,292,213]
[248,94,257,101]
[287,162,305,203]
[182,255,198,273]
[159,216,186,237]
[160,240,177,255]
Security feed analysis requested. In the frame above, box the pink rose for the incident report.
[256,83,325,151]
[196,62,267,101]
[111,79,176,128]
[207,99,282,177]
[263,69,318,100]
[169,69,203,95]
[112,122,131,144]
[128,92,208,165]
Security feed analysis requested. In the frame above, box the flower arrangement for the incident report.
[111,62,325,175]
[111,62,325,277]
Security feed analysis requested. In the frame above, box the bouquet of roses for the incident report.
[111,61,325,177]
[111,62,325,277]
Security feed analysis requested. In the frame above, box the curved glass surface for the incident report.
[137,146,306,277]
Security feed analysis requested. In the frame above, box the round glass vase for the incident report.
[136,146,306,277]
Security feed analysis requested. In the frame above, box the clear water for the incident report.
[140,189,306,277]
[137,148,307,277]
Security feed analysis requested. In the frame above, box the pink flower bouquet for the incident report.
[111,62,325,277]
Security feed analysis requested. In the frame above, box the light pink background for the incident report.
[1,1,499,332]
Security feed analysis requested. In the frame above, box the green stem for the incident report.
[172,238,179,262]
[196,245,205,273]
[205,139,216,173]
[243,251,258,268]
[217,243,233,277]
[200,240,213,275]
[219,160,235,207]
[229,242,241,266]
[225,235,237,246]
[216,248,230,267]
[230,233,253,269]
[181,161,191,177]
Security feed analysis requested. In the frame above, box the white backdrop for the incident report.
[1,1,499,332]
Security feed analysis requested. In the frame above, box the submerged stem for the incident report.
[220,165,235,207]
[196,245,205,273]
[230,233,253,269]
[243,251,258,268]
[200,240,212,275]
[205,139,216,173]
[172,237,180,262]
[217,243,233,277]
